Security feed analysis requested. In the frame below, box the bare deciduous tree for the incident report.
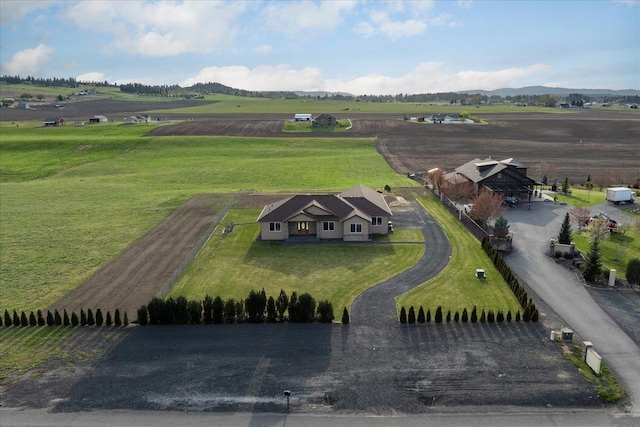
[610,170,626,186]
[586,218,611,243]
[592,174,611,191]
[442,174,475,202]
[427,168,444,190]
[468,189,505,226]
[618,221,631,236]
[535,162,557,185]
[570,206,591,230]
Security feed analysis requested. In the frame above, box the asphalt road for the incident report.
[503,199,640,415]
[1,407,638,427]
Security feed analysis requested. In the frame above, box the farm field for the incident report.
[0,125,414,312]
[1,95,638,415]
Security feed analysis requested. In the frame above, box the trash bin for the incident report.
[561,328,573,341]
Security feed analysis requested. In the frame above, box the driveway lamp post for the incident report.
[284,390,291,411]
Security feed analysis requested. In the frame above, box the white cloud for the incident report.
[260,0,357,35]
[76,72,110,83]
[457,1,474,9]
[611,0,638,6]
[180,62,550,95]
[61,0,247,57]
[0,0,57,26]
[354,1,436,40]
[1,44,54,75]
[179,65,324,91]
[253,45,272,55]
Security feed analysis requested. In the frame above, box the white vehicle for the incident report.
[606,187,636,205]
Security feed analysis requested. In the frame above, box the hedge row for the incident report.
[481,237,539,321]
[136,289,342,325]
[2,308,128,327]
[399,305,532,324]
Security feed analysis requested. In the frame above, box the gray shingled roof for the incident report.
[257,185,392,223]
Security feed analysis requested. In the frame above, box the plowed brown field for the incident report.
[147,110,640,182]
[51,194,232,315]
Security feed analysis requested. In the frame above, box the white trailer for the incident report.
[606,187,636,204]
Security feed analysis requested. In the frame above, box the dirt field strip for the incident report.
[50,194,232,315]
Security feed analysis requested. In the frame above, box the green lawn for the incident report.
[547,188,607,206]
[0,326,73,381]
[396,194,521,316]
[1,125,416,311]
[572,227,640,279]
[170,209,424,313]
[546,188,639,279]
[146,94,572,115]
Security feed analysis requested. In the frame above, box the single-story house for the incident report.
[257,184,392,242]
[43,117,65,127]
[89,115,108,123]
[445,157,539,202]
[294,113,313,121]
[123,114,151,124]
[313,113,337,127]
[428,114,473,124]
[16,102,30,110]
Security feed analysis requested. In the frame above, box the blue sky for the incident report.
[1,0,638,95]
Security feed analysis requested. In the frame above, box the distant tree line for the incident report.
[0,74,112,88]
[3,74,638,105]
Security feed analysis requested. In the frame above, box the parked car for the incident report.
[504,196,519,207]
[588,212,619,233]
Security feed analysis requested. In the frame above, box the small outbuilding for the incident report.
[89,115,108,123]
[294,113,312,122]
[43,117,65,127]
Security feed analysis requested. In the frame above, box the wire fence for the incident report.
[155,197,235,299]
[429,187,490,242]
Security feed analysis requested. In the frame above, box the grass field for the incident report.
[0,326,74,381]
[548,188,607,206]
[169,209,424,313]
[0,124,415,311]
[396,194,521,315]
[572,227,640,280]
[146,94,572,115]
[546,188,639,279]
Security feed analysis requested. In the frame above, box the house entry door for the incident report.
[297,222,309,234]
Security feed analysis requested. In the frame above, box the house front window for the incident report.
[350,223,362,233]
[269,222,281,232]
[323,221,335,231]
[372,217,383,226]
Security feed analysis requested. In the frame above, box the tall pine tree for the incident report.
[558,212,572,244]
[583,238,602,283]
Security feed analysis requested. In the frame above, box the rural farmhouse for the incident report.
[257,184,392,242]
[42,117,65,126]
[446,157,538,202]
[313,114,337,126]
